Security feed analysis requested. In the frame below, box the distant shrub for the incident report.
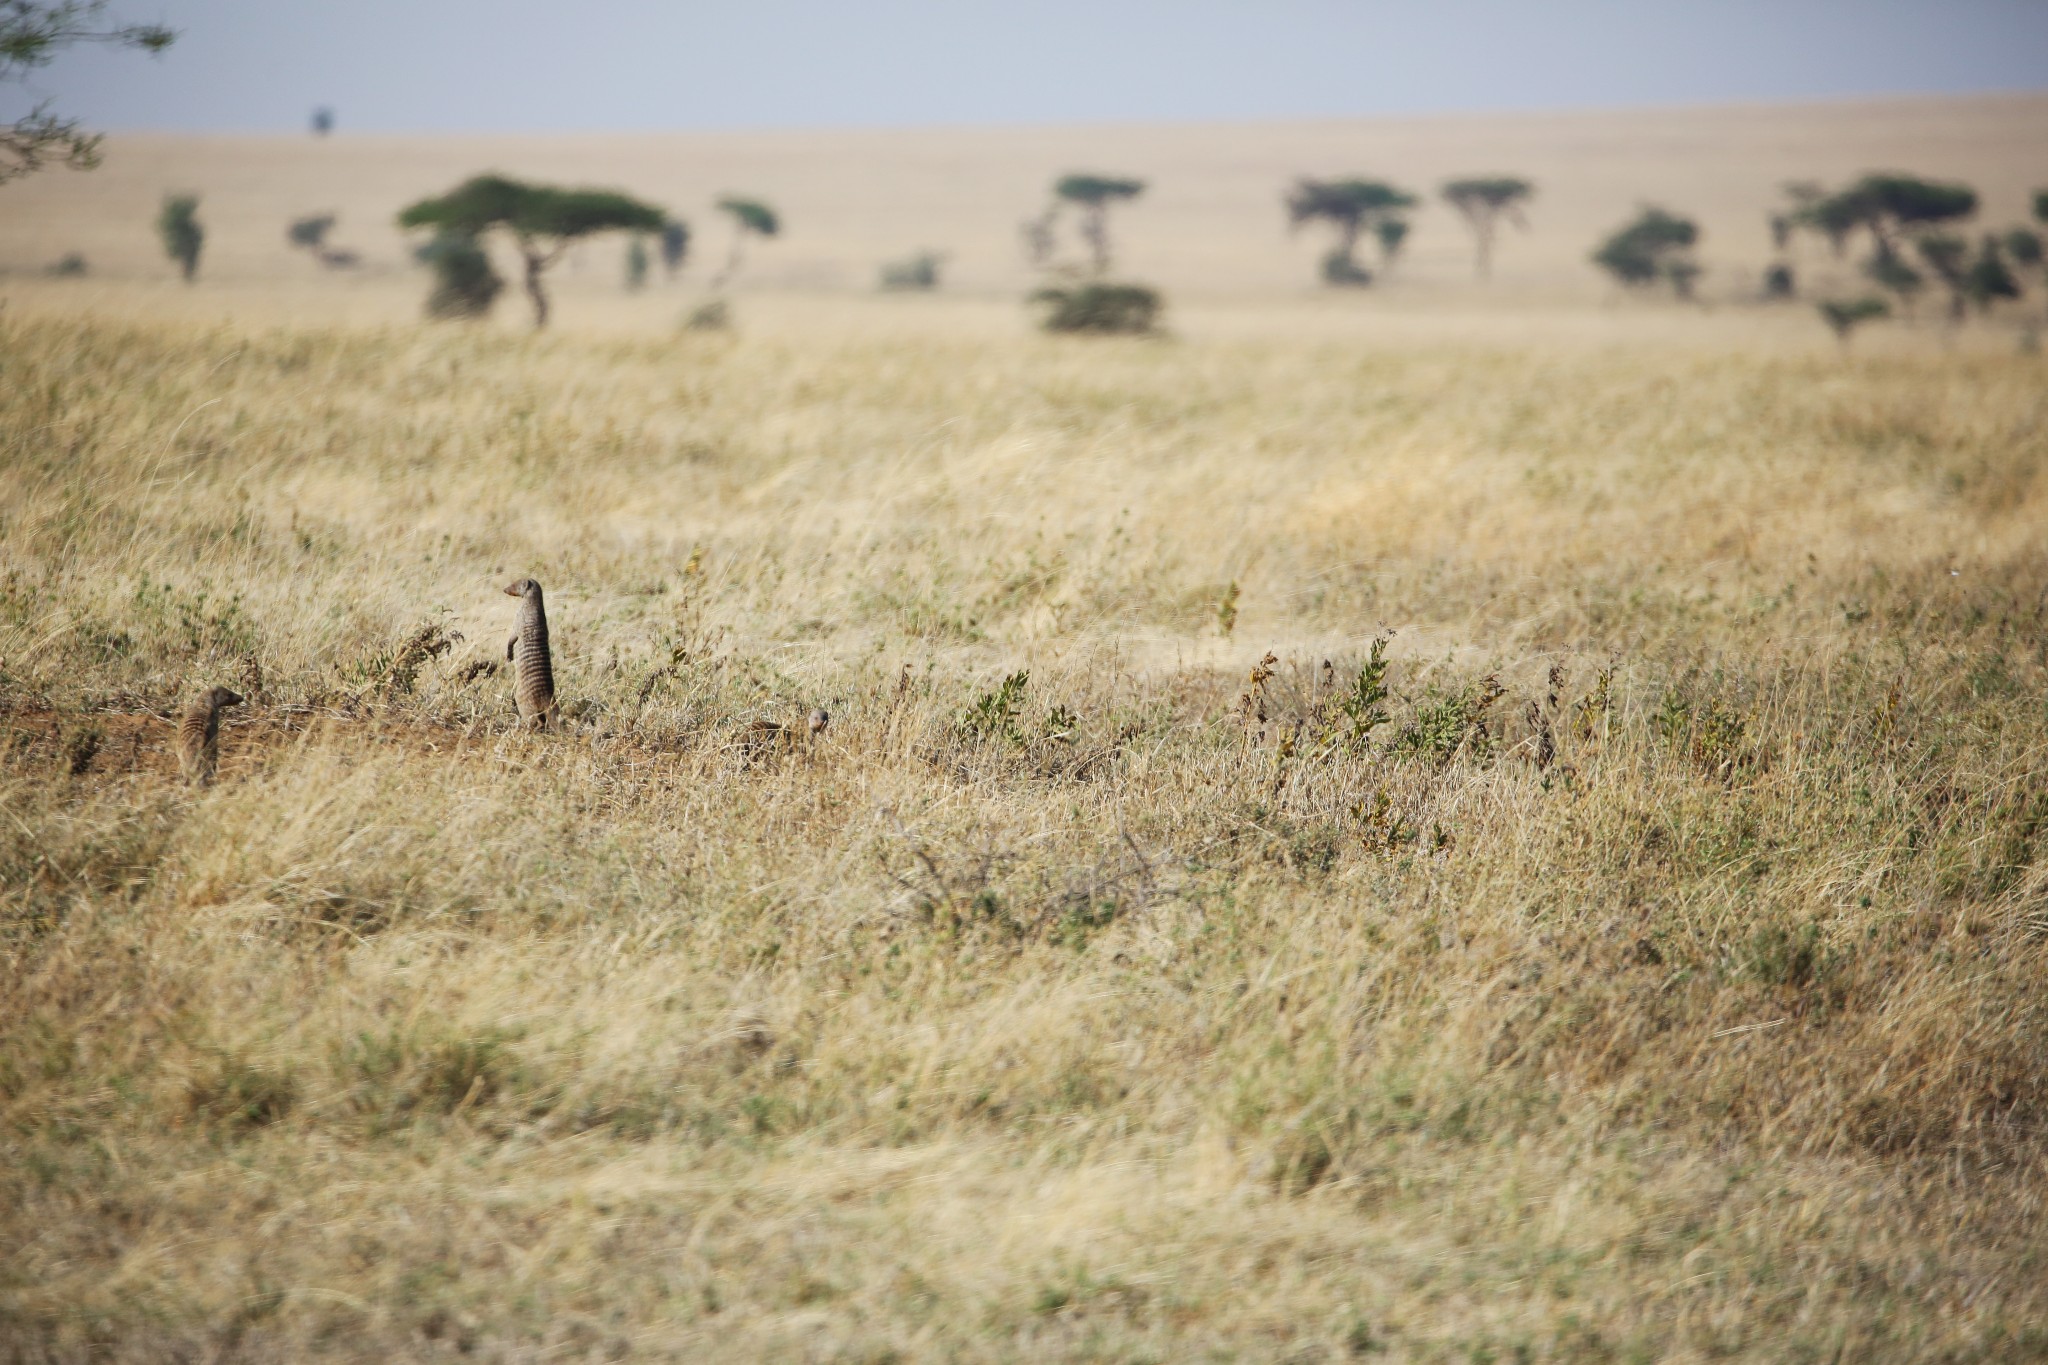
[1963,234,2021,313]
[684,298,731,332]
[1034,282,1161,335]
[415,231,502,319]
[1817,296,1889,349]
[1591,205,1699,297]
[287,213,335,251]
[45,252,87,278]
[1319,251,1372,287]
[157,193,203,282]
[1762,263,1795,299]
[879,250,946,291]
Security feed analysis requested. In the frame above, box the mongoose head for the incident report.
[202,686,245,712]
[503,577,543,600]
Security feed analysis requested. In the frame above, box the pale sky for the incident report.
[7,0,2047,133]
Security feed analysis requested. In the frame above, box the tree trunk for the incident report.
[522,248,549,328]
[711,229,745,292]
[1474,216,1494,282]
[1082,206,1109,276]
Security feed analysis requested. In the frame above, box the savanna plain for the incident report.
[5,99,2048,1363]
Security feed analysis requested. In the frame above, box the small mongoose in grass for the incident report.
[808,707,829,743]
[178,686,244,786]
[502,577,559,729]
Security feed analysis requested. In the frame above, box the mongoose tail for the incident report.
[502,577,559,729]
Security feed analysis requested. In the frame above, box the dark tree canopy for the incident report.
[398,174,665,326]
[2034,189,2048,225]
[2,1,174,184]
[1286,178,1416,288]
[1797,173,1977,257]
[710,197,781,290]
[156,193,202,282]
[1591,206,1699,295]
[718,198,779,237]
[1049,173,1146,276]
[1055,174,1144,208]
[1441,175,1533,280]
[400,175,665,243]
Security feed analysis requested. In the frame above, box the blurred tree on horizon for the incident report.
[1286,178,1415,288]
[1591,205,1699,298]
[414,231,503,319]
[398,174,666,326]
[1441,176,1533,281]
[711,197,779,290]
[1,1,174,185]
[156,193,202,282]
[1055,174,1145,276]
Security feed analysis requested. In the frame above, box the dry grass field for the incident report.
[4,96,2048,1362]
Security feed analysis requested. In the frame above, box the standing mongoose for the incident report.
[502,577,559,729]
[177,686,245,787]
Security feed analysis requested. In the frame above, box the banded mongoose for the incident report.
[503,577,559,729]
[807,707,829,743]
[177,686,245,787]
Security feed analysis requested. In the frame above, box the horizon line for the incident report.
[92,86,2048,141]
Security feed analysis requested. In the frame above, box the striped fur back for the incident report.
[177,686,243,786]
[510,583,558,728]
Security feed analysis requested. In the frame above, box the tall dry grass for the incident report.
[2,303,2046,1362]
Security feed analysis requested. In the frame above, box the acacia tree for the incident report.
[1441,176,1533,281]
[1055,174,1145,276]
[1790,173,1977,321]
[157,193,202,281]
[2,2,174,185]
[1591,206,1700,298]
[710,197,778,289]
[1286,178,1415,287]
[398,174,665,327]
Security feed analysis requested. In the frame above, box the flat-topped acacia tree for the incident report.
[1055,174,1145,276]
[1285,178,1415,287]
[710,197,778,290]
[397,174,665,327]
[1441,176,1533,281]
